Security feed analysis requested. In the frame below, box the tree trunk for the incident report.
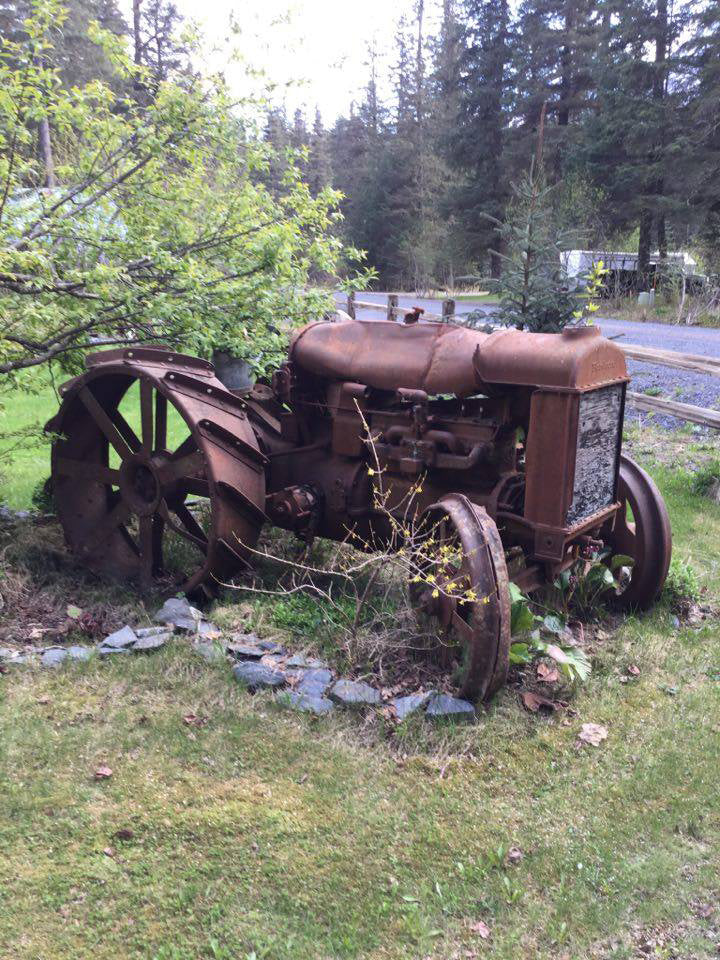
[558,1,574,127]
[637,208,653,291]
[38,116,56,189]
[657,214,667,259]
[133,0,142,66]
[415,0,425,127]
[651,0,668,266]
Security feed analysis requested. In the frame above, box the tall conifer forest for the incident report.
[268,0,720,290]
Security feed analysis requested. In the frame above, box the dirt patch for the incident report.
[0,516,145,647]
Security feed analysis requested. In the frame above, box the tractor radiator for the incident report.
[566,383,624,526]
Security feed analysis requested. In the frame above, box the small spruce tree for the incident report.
[485,107,599,332]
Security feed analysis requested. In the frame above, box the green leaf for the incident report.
[542,614,566,636]
[66,604,83,620]
[509,642,533,664]
[610,554,635,571]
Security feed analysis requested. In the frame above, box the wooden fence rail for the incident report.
[344,291,720,431]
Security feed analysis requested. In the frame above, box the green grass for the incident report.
[0,372,190,509]
[0,374,59,508]
[1,383,720,958]
[450,292,500,303]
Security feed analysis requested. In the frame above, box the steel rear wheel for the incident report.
[603,454,672,610]
[409,493,511,702]
[48,348,266,598]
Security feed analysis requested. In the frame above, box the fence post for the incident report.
[442,298,455,323]
[387,293,398,322]
[347,289,356,319]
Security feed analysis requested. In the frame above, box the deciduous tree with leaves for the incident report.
[0,0,370,383]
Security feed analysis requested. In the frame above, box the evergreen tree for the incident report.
[454,0,511,278]
[683,0,720,270]
[308,108,332,195]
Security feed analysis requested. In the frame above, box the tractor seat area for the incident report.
[290,319,489,396]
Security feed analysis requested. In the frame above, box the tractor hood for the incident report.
[290,319,627,395]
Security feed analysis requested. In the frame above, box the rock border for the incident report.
[1,595,477,724]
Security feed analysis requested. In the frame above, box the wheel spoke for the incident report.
[157,450,205,486]
[451,610,473,643]
[140,379,154,454]
[139,517,153,586]
[155,392,167,451]
[157,499,207,552]
[79,387,135,461]
[171,434,197,461]
[152,514,165,574]
[55,458,120,485]
[613,503,637,557]
[178,476,211,497]
[172,502,209,546]
[83,499,132,554]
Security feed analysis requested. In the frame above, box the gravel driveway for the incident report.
[334,292,720,431]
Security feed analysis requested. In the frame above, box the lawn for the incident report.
[1,382,720,959]
[0,374,59,509]
[0,372,190,509]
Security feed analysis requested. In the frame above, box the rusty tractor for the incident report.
[47,318,672,701]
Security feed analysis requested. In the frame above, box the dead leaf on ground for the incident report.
[469,920,491,939]
[536,663,560,683]
[521,691,560,713]
[577,722,608,747]
[507,846,524,865]
[696,903,714,919]
[627,664,640,676]
[544,643,571,665]
[93,765,113,780]
[102,847,115,858]
[182,713,208,727]
[112,828,134,841]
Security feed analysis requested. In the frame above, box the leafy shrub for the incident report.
[691,459,720,497]
[508,584,591,684]
[663,557,701,611]
[31,477,54,514]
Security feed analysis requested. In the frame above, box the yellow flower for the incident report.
[431,588,439,598]
[367,468,375,476]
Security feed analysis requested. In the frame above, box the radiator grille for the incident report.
[566,384,623,526]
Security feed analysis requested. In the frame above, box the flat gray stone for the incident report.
[154,597,202,632]
[329,679,381,708]
[392,691,434,721]
[100,625,138,649]
[197,620,221,639]
[226,642,264,660]
[233,661,286,690]
[283,691,334,715]
[194,641,224,663]
[135,626,168,638]
[98,644,132,657]
[286,653,328,670]
[258,639,285,655]
[295,668,334,698]
[41,647,68,667]
[0,647,15,661]
[425,694,475,723]
[66,645,92,661]
[133,633,169,652]
[1,653,30,666]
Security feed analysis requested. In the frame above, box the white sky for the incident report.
[122,0,411,122]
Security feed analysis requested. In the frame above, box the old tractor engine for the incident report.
[47,318,672,701]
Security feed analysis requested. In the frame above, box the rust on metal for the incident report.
[48,318,672,700]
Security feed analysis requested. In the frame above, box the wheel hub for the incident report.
[119,454,163,516]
